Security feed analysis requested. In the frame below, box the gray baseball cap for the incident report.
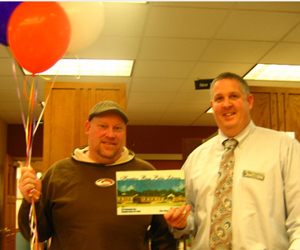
[88,100,129,124]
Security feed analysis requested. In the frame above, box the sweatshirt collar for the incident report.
[72,146,134,166]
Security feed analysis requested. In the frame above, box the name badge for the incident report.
[243,170,265,181]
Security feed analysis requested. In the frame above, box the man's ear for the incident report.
[85,120,91,135]
[247,94,254,111]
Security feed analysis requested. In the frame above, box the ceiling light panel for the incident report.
[23,59,134,76]
[244,64,300,81]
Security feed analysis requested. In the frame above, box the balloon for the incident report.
[7,2,71,74]
[59,1,104,55]
[0,2,22,46]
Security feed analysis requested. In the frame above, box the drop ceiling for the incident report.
[1,1,300,126]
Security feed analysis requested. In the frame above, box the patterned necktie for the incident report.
[209,138,238,250]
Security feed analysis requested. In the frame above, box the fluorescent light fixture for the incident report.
[22,59,134,77]
[244,64,300,81]
[114,1,147,3]
[205,107,213,113]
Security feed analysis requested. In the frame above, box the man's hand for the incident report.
[18,166,42,203]
[164,204,191,229]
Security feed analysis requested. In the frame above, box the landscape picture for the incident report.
[116,170,186,215]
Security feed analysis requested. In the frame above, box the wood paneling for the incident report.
[250,86,300,141]
[1,155,16,250]
[285,92,300,141]
[127,126,217,154]
[250,92,272,129]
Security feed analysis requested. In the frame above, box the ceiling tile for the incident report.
[127,102,167,113]
[133,60,195,78]
[0,76,22,89]
[180,78,202,92]
[261,43,300,64]
[131,78,185,92]
[0,46,11,58]
[73,37,141,59]
[101,2,148,37]
[234,2,300,12]
[166,103,208,114]
[201,40,275,63]
[138,38,209,61]
[128,91,177,104]
[283,23,300,43]
[152,2,235,9]
[145,6,229,38]
[172,91,211,105]
[192,113,217,126]
[216,10,300,41]
[158,112,201,126]
[0,58,23,76]
[189,62,254,79]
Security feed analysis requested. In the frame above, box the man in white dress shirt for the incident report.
[164,72,300,250]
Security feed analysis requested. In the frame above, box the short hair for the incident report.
[210,72,250,99]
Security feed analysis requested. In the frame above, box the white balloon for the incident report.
[59,1,105,55]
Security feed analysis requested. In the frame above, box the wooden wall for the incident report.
[250,86,300,141]
[7,124,218,170]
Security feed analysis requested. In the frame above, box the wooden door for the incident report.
[249,86,300,142]
[249,88,285,131]
[43,82,126,172]
[285,92,300,141]
[250,91,273,129]
[1,154,16,250]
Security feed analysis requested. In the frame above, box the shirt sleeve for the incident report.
[289,238,300,249]
[168,156,197,239]
[168,212,195,239]
[18,169,55,243]
[284,139,300,246]
[18,197,53,242]
[18,199,33,241]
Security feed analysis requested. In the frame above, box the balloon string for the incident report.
[13,60,59,250]
[29,199,39,250]
[33,71,58,136]
[23,76,38,250]
[11,58,26,131]
[24,75,39,106]
[28,72,58,250]
[11,55,58,250]
[25,78,36,167]
[11,58,40,249]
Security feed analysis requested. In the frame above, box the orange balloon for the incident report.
[7,2,71,74]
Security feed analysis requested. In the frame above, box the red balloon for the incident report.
[7,2,71,74]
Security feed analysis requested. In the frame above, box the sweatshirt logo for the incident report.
[95,178,115,187]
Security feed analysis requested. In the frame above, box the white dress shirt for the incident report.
[172,121,300,250]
